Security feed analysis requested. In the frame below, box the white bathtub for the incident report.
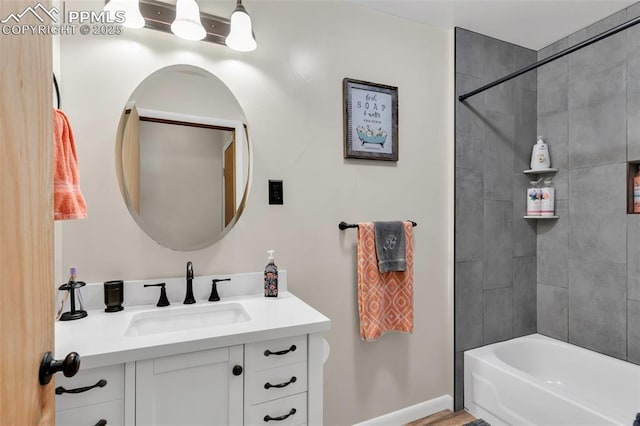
[464,334,640,425]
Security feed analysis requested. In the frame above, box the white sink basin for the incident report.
[125,303,250,336]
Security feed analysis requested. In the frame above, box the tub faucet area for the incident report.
[184,261,195,304]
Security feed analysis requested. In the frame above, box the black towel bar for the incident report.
[338,221,417,230]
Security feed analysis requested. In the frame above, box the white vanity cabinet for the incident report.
[55,286,330,426]
[135,345,244,426]
[55,364,127,426]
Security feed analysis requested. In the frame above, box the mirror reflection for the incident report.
[116,65,251,251]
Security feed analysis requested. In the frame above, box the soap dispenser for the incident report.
[530,136,551,170]
[264,250,278,298]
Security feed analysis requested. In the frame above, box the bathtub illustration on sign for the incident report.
[356,125,387,147]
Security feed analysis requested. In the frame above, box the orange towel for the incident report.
[53,109,87,220]
[357,221,414,341]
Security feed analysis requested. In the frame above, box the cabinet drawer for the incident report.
[247,393,307,426]
[248,361,307,405]
[246,335,307,371]
[56,399,124,426]
[56,364,124,411]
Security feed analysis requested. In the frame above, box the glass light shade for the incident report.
[171,0,207,41]
[225,4,257,52]
[103,0,145,29]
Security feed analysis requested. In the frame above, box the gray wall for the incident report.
[454,28,538,410]
[536,4,640,364]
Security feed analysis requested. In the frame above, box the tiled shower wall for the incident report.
[536,4,640,363]
[454,28,537,410]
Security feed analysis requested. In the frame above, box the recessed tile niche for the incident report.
[628,161,640,214]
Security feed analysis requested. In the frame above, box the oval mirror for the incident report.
[115,65,251,251]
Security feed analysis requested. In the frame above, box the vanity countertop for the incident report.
[55,291,330,369]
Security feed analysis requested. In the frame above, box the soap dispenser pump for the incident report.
[264,250,278,298]
[530,136,551,170]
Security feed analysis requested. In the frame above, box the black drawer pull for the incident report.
[264,376,297,389]
[95,420,107,426]
[264,408,296,422]
[55,379,107,395]
[264,345,296,357]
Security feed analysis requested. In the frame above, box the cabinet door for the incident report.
[136,346,243,426]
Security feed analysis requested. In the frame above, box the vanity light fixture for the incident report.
[103,0,145,29]
[225,0,257,52]
[103,0,257,52]
[171,0,206,41]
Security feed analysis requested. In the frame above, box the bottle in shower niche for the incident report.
[634,169,640,213]
[530,136,551,170]
[527,181,541,216]
[540,178,555,216]
[264,250,278,297]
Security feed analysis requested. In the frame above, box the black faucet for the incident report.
[184,261,195,304]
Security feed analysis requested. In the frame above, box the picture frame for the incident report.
[343,78,398,161]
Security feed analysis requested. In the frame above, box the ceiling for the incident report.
[349,0,637,50]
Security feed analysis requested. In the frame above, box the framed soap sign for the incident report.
[343,78,398,161]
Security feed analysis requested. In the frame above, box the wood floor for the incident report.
[405,409,476,426]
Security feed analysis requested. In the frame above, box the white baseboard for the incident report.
[353,394,453,426]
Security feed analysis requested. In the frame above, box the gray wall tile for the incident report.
[537,284,568,341]
[484,200,513,289]
[628,215,640,300]
[454,351,465,411]
[456,73,486,139]
[456,133,484,172]
[484,112,515,201]
[569,259,627,359]
[537,112,568,199]
[537,200,569,287]
[567,10,627,46]
[513,173,537,257]
[627,49,640,160]
[569,62,626,110]
[515,48,537,92]
[568,101,627,169]
[537,56,568,117]
[456,167,484,262]
[514,88,538,173]
[513,256,537,337]
[537,38,569,61]
[627,3,640,21]
[484,287,514,344]
[456,28,486,79]
[455,261,484,351]
[568,63,626,169]
[569,164,627,264]
[628,300,640,364]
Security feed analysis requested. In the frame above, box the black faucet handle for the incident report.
[144,283,170,307]
[209,278,231,302]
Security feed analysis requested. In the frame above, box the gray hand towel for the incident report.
[373,221,406,273]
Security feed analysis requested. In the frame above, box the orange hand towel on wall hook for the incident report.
[53,109,87,220]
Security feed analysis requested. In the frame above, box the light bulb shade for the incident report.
[225,3,257,52]
[171,0,207,41]
[103,0,145,29]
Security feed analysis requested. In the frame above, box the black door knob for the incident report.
[232,365,243,376]
[39,351,80,385]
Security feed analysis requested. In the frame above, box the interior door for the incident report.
[224,139,236,227]
[0,1,55,424]
[122,105,141,214]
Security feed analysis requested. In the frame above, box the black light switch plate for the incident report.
[269,180,283,205]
